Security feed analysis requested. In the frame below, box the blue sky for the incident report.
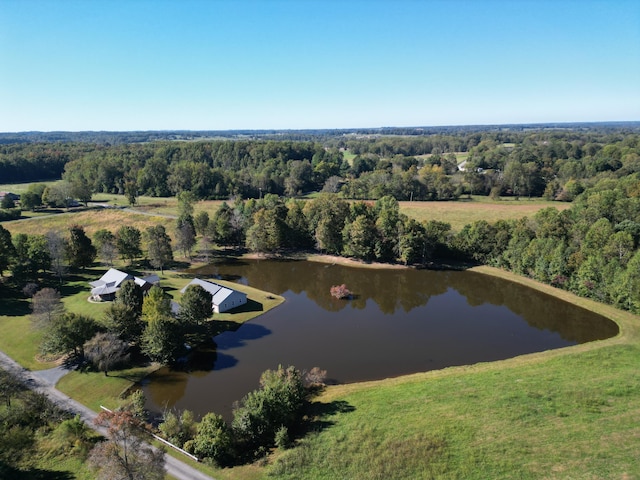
[1,0,638,131]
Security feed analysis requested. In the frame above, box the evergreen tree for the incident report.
[0,225,15,276]
[67,225,96,269]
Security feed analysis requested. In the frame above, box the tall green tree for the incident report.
[304,194,349,254]
[67,225,96,269]
[246,208,283,253]
[177,190,196,218]
[13,234,51,280]
[374,196,402,262]
[194,211,210,237]
[41,313,100,358]
[20,183,45,210]
[209,202,242,247]
[179,285,213,326]
[141,285,180,364]
[141,315,183,364]
[145,225,173,273]
[94,229,117,266]
[116,226,142,264]
[175,216,196,259]
[104,302,143,345]
[104,280,145,344]
[185,412,232,465]
[398,218,427,265]
[117,280,144,317]
[232,365,305,454]
[0,225,15,276]
[124,179,138,206]
[342,214,376,261]
[142,285,172,322]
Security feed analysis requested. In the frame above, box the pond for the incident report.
[142,259,617,421]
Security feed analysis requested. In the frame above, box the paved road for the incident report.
[0,350,214,480]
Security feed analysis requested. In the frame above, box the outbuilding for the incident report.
[180,278,248,313]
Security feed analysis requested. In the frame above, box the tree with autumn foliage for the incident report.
[89,409,165,480]
[330,284,352,299]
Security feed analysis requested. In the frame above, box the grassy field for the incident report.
[91,193,224,218]
[266,267,640,479]
[3,208,177,238]
[0,181,56,194]
[400,196,570,232]
[4,188,569,237]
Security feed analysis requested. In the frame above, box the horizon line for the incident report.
[2,120,640,135]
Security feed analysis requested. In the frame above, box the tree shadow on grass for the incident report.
[0,294,31,316]
[0,462,74,480]
[300,399,356,436]
[58,282,86,297]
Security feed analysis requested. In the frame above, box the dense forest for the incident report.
[2,123,640,203]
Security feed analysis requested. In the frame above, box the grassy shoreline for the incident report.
[267,264,640,479]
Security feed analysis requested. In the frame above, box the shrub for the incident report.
[232,365,305,454]
[330,284,352,299]
[274,425,290,449]
[185,412,232,465]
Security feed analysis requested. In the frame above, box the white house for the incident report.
[89,268,158,301]
[180,278,248,313]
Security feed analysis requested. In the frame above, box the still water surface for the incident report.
[143,259,617,420]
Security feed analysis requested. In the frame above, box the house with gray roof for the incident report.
[180,278,247,313]
[89,268,158,301]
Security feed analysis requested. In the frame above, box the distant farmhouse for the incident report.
[89,268,160,301]
[0,192,20,201]
[0,192,20,205]
[181,278,247,313]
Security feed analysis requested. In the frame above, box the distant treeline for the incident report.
[1,122,638,145]
[1,125,639,203]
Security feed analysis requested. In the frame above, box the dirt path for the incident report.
[0,350,215,480]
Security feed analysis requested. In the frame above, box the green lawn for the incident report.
[0,181,56,195]
[54,267,284,408]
